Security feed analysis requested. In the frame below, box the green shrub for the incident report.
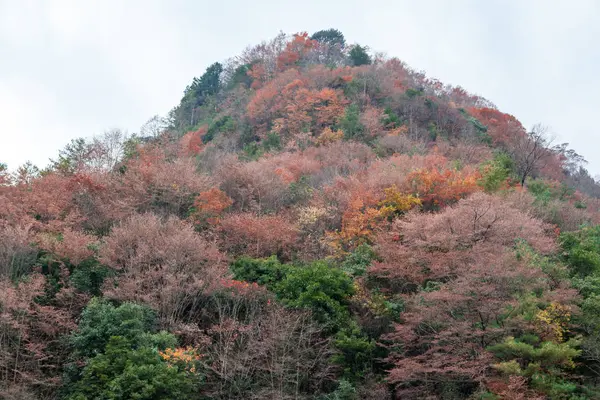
[333,326,376,380]
[381,107,402,129]
[69,258,111,296]
[348,45,371,66]
[405,88,422,98]
[459,108,492,144]
[204,115,236,143]
[242,142,264,160]
[67,336,196,400]
[341,243,377,277]
[560,226,600,277]
[478,152,514,192]
[273,261,355,330]
[263,132,282,151]
[488,336,580,371]
[321,379,358,400]
[528,179,575,205]
[71,298,158,358]
[572,275,600,298]
[339,104,364,140]
[287,175,313,205]
[230,255,288,286]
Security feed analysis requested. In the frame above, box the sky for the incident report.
[1,0,599,175]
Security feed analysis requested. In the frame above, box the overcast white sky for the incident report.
[1,0,599,174]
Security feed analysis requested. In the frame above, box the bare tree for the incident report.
[508,123,555,186]
[139,115,168,139]
[88,128,130,172]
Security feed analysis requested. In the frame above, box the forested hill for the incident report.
[3,29,600,399]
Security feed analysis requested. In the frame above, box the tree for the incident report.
[0,274,76,396]
[565,166,600,198]
[187,62,223,102]
[311,29,346,47]
[50,138,92,174]
[348,45,371,66]
[276,32,317,71]
[218,213,299,260]
[139,115,168,139]
[48,130,130,174]
[70,298,157,358]
[404,154,481,209]
[14,161,39,185]
[507,124,555,186]
[272,261,355,330]
[467,107,525,146]
[0,162,8,186]
[339,104,364,139]
[371,192,557,288]
[172,62,224,129]
[190,188,233,227]
[0,225,37,279]
[100,213,227,327]
[67,335,197,399]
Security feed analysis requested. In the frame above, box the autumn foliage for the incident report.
[1,29,599,399]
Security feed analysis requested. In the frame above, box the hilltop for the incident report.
[2,29,600,399]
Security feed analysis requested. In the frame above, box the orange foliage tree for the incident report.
[190,188,233,227]
[246,69,347,139]
[276,32,317,71]
[468,107,526,146]
[405,154,481,209]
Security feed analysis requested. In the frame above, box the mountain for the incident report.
[2,29,600,399]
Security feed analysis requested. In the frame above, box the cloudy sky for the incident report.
[1,0,599,174]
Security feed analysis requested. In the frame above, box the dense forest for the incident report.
[3,29,600,399]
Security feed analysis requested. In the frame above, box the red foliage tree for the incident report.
[0,275,76,395]
[370,193,573,398]
[468,107,525,146]
[246,68,347,140]
[179,125,207,156]
[276,32,317,71]
[371,192,557,288]
[120,145,213,217]
[218,212,298,260]
[100,213,227,327]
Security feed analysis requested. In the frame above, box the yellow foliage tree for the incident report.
[159,346,203,374]
[378,185,421,219]
[534,302,571,342]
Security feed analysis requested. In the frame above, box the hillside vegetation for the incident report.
[3,29,600,399]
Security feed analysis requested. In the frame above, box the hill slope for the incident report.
[2,29,600,399]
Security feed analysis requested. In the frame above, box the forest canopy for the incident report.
[2,29,600,399]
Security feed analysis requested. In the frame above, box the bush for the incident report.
[231,257,355,331]
[230,255,288,286]
[348,45,371,66]
[560,225,600,277]
[488,336,580,371]
[203,115,236,143]
[263,132,282,152]
[478,152,514,192]
[69,258,111,296]
[273,261,355,330]
[321,379,358,400]
[528,179,575,205]
[339,104,364,140]
[67,336,196,400]
[341,243,377,277]
[333,326,377,380]
[71,298,157,358]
